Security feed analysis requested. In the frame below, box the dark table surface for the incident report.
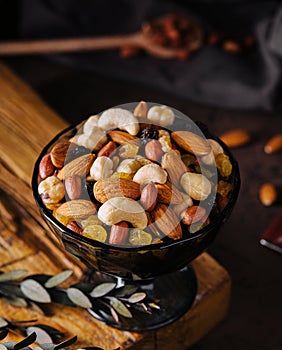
[2,56,282,350]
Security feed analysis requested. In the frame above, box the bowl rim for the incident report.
[32,120,240,252]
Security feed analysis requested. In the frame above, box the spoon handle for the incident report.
[0,33,141,56]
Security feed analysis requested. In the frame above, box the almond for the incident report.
[259,183,277,206]
[140,182,158,211]
[264,134,282,154]
[180,206,207,225]
[50,142,70,168]
[56,200,97,219]
[133,101,148,118]
[97,141,117,157]
[145,140,163,162]
[219,129,250,148]
[109,130,139,145]
[67,221,83,235]
[156,182,183,204]
[39,154,54,179]
[161,151,187,186]
[171,131,211,156]
[65,175,81,200]
[222,40,241,53]
[151,203,182,240]
[94,177,140,203]
[109,221,129,245]
[57,154,95,180]
[146,212,162,237]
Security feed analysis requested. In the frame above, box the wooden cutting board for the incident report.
[0,62,231,349]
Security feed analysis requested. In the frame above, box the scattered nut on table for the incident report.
[259,183,277,207]
[264,134,282,154]
[219,129,251,148]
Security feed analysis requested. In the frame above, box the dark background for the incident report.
[1,0,282,112]
[1,1,282,349]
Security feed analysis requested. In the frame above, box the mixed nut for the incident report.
[37,101,235,247]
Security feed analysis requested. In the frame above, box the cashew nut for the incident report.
[180,172,211,200]
[90,156,113,180]
[173,192,193,216]
[77,127,107,151]
[201,139,224,165]
[201,151,216,166]
[133,164,167,185]
[147,105,175,127]
[98,108,139,135]
[207,139,224,156]
[116,158,142,175]
[98,197,147,228]
[83,115,99,135]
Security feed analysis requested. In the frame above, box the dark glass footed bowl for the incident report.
[32,106,240,281]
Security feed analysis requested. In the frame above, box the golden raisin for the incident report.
[217,180,233,197]
[215,153,232,177]
[82,224,107,243]
[129,229,152,246]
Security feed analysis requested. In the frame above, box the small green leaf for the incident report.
[48,289,75,307]
[115,285,138,297]
[26,327,53,344]
[31,325,64,343]
[108,297,132,318]
[14,332,37,350]
[0,284,23,298]
[0,270,28,282]
[149,302,160,310]
[0,318,8,329]
[20,279,51,303]
[37,344,54,350]
[54,335,77,349]
[127,292,146,303]
[66,288,92,309]
[0,329,8,340]
[110,307,119,323]
[2,296,27,307]
[2,343,16,350]
[90,283,116,298]
[44,270,73,289]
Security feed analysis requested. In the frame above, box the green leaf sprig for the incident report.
[0,270,160,325]
[0,318,120,350]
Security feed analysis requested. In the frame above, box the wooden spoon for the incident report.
[0,17,203,60]
[0,32,180,59]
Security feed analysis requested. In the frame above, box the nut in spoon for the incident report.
[0,15,203,59]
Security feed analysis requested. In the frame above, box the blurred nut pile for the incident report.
[260,134,282,206]
[120,13,256,60]
[121,13,203,60]
[37,101,236,247]
[218,129,282,207]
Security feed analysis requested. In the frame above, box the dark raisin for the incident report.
[140,127,159,141]
[87,181,96,202]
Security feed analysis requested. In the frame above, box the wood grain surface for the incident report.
[0,62,231,349]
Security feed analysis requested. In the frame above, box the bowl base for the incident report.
[86,265,197,332]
